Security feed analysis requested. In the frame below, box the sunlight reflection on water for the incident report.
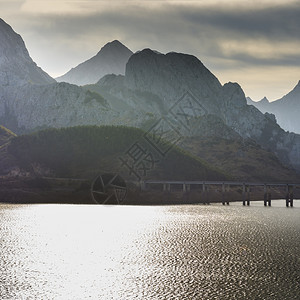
[0,201,299,299]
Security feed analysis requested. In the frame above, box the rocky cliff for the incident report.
[56,40,133,85]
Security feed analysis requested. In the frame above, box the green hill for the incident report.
[8,125,228,181]
[181,136,300,183]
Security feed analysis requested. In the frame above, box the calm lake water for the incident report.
[0,201,299,299]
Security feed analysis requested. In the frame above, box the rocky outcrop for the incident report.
[0,82,123,133]
[56,40,133,85]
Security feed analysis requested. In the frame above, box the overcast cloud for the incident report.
[0,0,299,100]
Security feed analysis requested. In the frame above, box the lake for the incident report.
[0,200,299,299]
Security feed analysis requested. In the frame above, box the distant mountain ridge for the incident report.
[56,40,133,85]
[247,81,300,134]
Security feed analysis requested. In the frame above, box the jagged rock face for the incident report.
[0,82,123,133]
[124,49,264,139]
[0,20,126,133]
[56,40,133,85]
[249,81,300,134]
[102,49,300,173]
[125,49,225,113]
[0,18,55,86]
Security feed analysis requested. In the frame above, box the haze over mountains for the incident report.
[56,40,133,85]
[247,81,300,134]
[0,17,300,180]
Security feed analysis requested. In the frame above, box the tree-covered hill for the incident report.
[8,125,228,181]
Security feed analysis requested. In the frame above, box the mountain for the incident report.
[248,81,300,134]
[1,17,300,178]
[56,40,133,85]
[0,18,55,86]
[94,49,300,173]
[0,19,119,133]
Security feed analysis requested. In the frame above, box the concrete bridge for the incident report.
[141,180,300,207]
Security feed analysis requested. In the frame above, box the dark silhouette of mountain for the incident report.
[56,40,133,85]
[248,81,300,134]
[0,18,55,86]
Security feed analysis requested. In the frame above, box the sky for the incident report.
[1,0,300,101]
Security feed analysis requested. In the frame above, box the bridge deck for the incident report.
[143,180,300,187]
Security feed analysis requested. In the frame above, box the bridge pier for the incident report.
[222,183,225,205]
[226,185,230,205]
[263,185,272,206]
[182,183,191,200]
[242,184,250,205]
[264,185,267,206]
[285,185,294,207]
[140,181,146,191]
[246,186,250,206]
[202,183,210,204]
[221,184,230,205]
[163,183,171,192]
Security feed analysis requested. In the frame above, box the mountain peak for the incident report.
[103,40,124,48]
[57,40,133,85]
[259,96,269,104]
[0,18,54,86]
[96,40,132,56]
[125,48,222,104]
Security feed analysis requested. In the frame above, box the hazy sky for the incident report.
[1,0,300,101]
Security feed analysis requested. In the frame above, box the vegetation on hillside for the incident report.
[8,125,228,181]
[181,136,300,182]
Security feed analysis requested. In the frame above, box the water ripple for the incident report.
[0,202,299,299]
